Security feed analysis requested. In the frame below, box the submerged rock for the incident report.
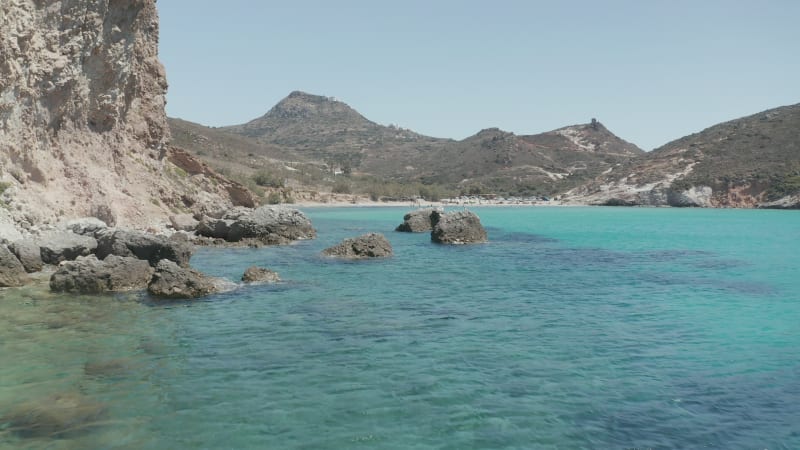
[1,392,107,438]
[8,239,43,273]
[228,206,316,244]
[0,244,29,287]
[431,210,488,244]
[50,255,154,294]
[396,208,437,232]
[96,229,193,267]
[323,233,393,258]
[241,266,281,283]
[38,232,98,265]
[147,259,220,299]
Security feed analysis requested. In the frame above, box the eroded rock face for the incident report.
[228,206,316,245]
[147,259,219,299]
[50,255,154,294]
[0,245,29,287]
[323,233,393,258]
[0,1,250,233]
[242,266,281,283]
[96,229,193,267]
[431,211,488,244]
[396,208,437,232]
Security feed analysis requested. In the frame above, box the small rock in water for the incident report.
[242,266,281,283]
[430,210,488,244]
[323,233,393,258]
[147,259,220,299]
[396,208,437,232]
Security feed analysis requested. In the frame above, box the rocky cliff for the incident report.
[0,0,249,240]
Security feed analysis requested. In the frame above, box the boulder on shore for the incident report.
[242,266,281,283]
[96,229,193,267]
[227,206,316,244]
[396,208,437,232]
[50,255,154,294]
[147,259,220,299]
[9,239,43,273]
[196,216,235,239]
[0,245,29,287]
[323,233,393,258]
[169,214,199,232]
[431,210,488,244]
[38,232,98,264]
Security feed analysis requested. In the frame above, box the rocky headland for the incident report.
[0,0,254,242]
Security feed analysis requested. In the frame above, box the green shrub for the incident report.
[332,179,351,194]
[267,191,283,204]
[253,170,284,188]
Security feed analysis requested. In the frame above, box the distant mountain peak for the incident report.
[229,90,375,137]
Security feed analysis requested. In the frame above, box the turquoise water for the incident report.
[1,207,799,449]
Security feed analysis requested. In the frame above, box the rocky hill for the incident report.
[412,120,643,195]
[0,0,251,240]
[223,91,453,177]
[172,91,642,197]
[563,103,800,208]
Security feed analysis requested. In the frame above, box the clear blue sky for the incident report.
[158,0,800,150]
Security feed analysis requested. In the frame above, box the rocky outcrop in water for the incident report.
[242,266,281,283]
[147,259,220,299]
[431,211,488,244]
[396,208,437,232]
[228,206,317,245]
[96,229,193,267]
[0,245,29,287]
[50,255,154,294]
[323,233,393,258]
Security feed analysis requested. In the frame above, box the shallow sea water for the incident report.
[1,207,799,449]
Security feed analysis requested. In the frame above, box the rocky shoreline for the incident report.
[1,206,489,301]
[0,205,315,298]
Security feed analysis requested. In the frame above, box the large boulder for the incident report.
[0,245,29,287]
[50,255,154,294]
[96,229,193,267]
[396,208,437,232]
[228,206,316,244]
[323,233,393,258]
[431,210,488,244]
[147,259,220,299]
[241,266,281,283]
[9,239,43,273]
[169,214,199,232]
[38,232,98,265]
[196,216,235,239]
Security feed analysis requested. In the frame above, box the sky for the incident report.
[158,0,800,151]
